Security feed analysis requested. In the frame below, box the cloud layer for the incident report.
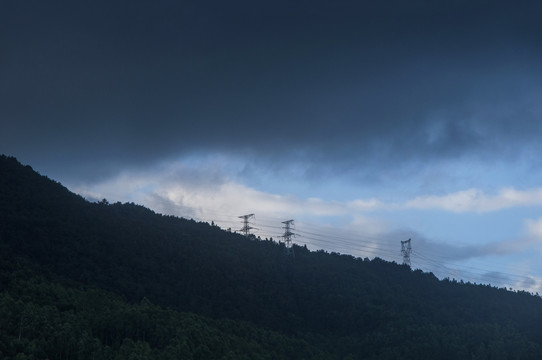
[406,188,542,213]
[2,0,542,183]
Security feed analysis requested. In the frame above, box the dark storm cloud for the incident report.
[2,0,542,179]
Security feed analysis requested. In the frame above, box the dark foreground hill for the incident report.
[1,154,542,359]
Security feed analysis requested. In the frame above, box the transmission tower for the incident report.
[238,214,255,236]
[401,238,412,267]
[281,219,296,256]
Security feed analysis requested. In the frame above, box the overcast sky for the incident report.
[2,0,542,292]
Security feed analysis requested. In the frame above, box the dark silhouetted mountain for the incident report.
[1,154,542,359]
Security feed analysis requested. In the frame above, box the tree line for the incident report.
[1,154,542,359]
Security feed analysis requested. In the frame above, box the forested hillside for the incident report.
[2,154,542,359]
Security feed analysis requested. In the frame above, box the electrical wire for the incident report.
[167,203,542,291]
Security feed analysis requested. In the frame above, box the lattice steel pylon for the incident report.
[401,238,412,267]
[238,214,255,236]
[282,219,296,257]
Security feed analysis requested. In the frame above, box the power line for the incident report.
[164,203,542,291]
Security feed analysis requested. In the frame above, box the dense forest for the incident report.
[1,154,542,359]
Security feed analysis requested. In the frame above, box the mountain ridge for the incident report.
[1,154,542,359]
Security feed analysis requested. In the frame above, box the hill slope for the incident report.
[1,154,542,359]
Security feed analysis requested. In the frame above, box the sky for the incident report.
[2,0,542,292]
